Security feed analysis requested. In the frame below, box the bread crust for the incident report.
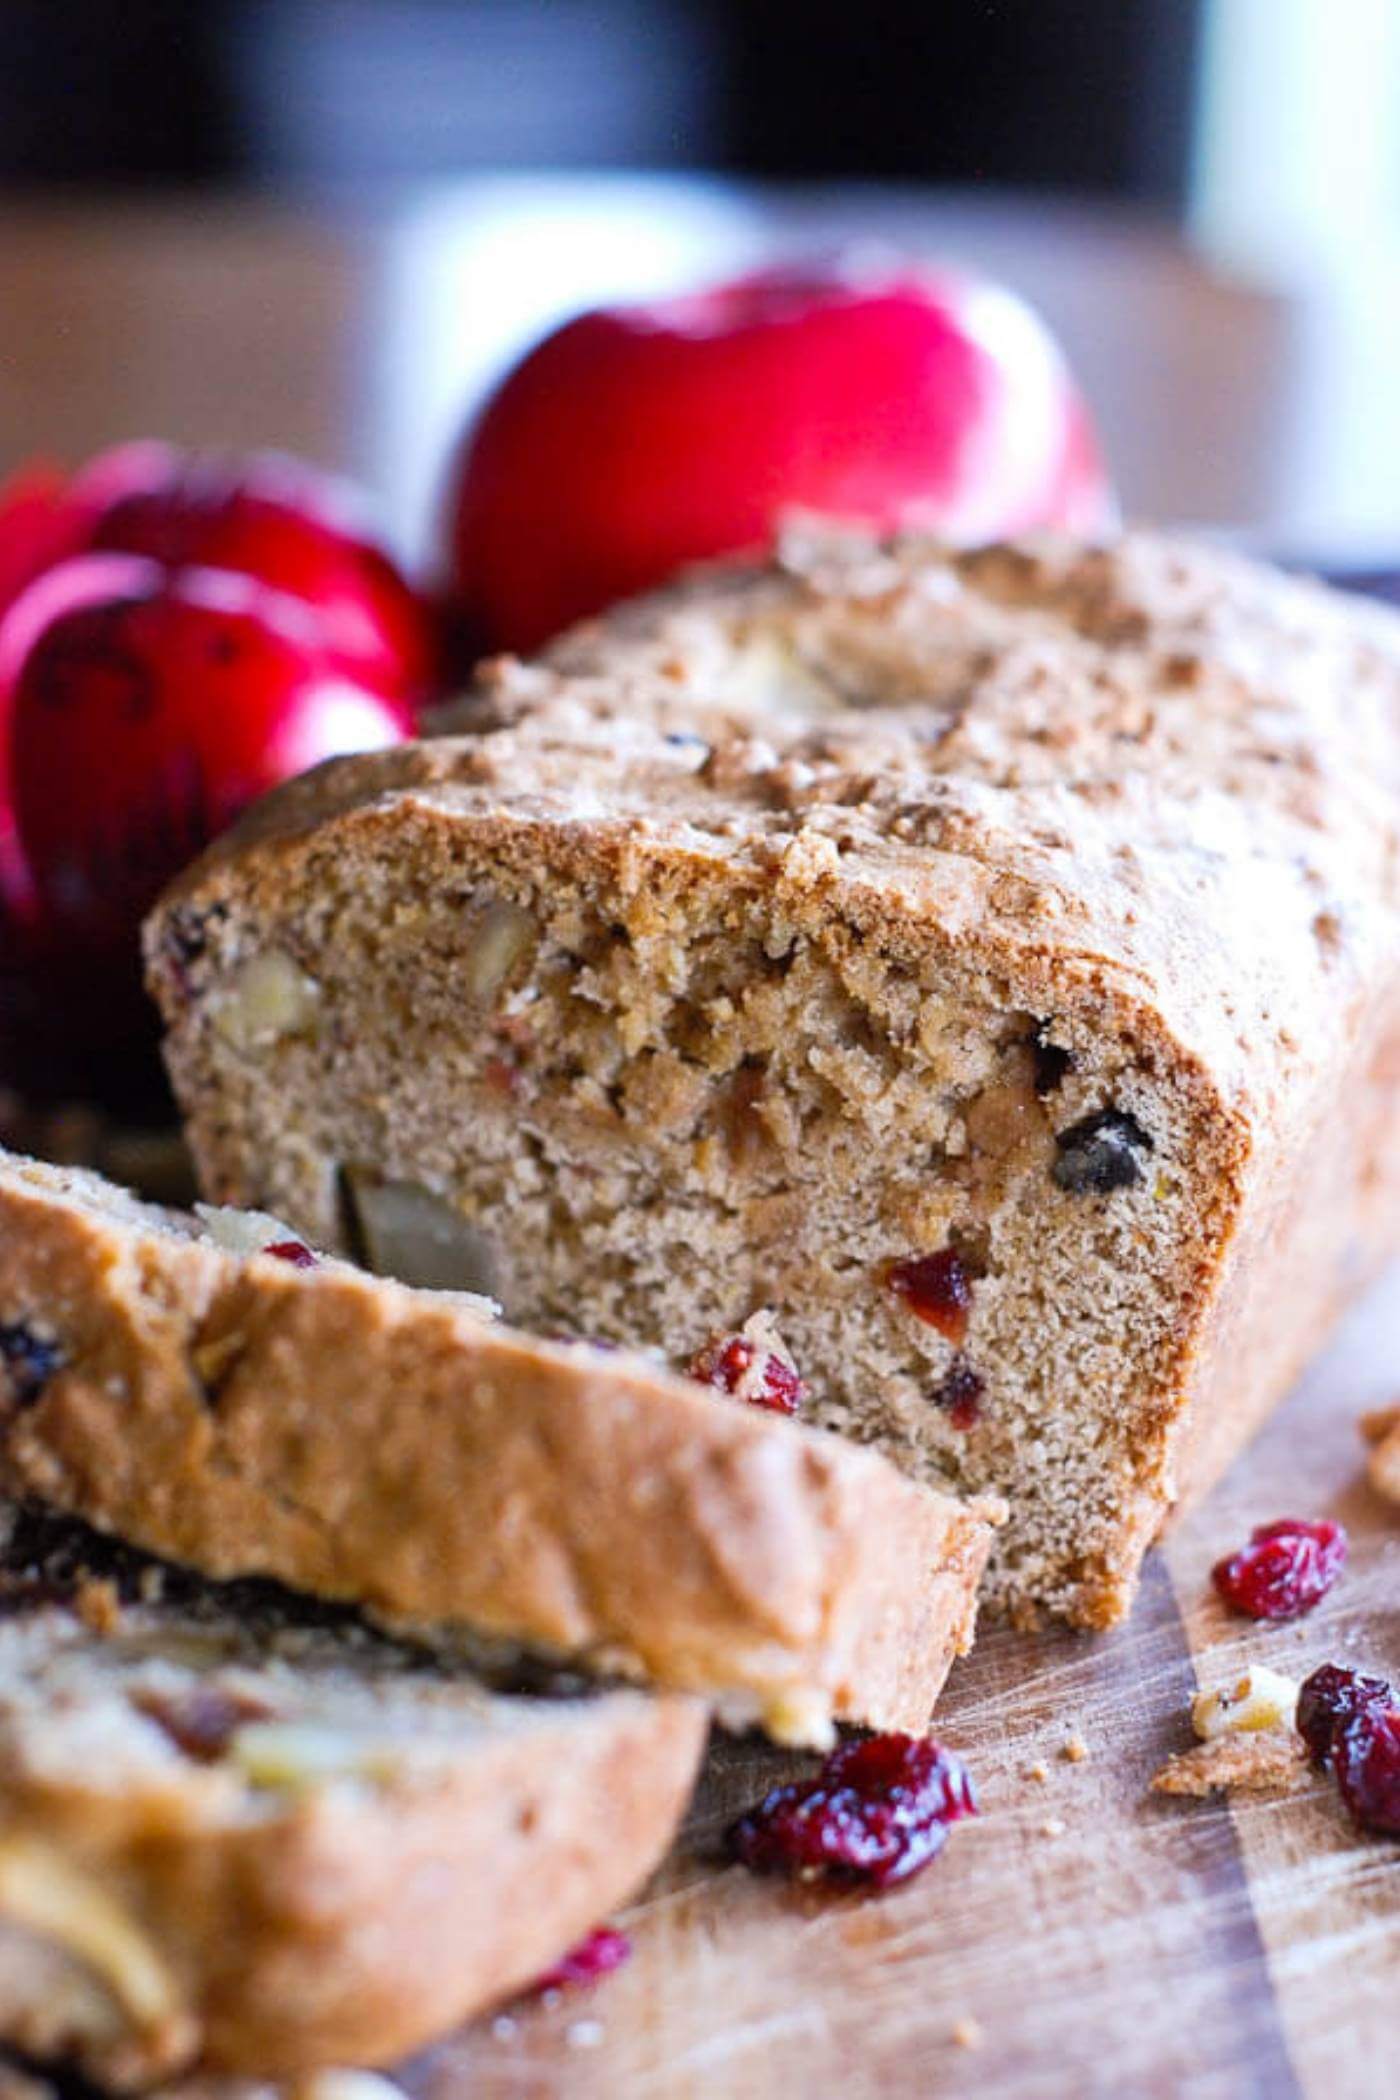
[0,1152,997,1742]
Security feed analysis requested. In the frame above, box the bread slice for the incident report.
[0,1150,997,1745]
[0,1505,706,2087]
[144,529,1400,1628]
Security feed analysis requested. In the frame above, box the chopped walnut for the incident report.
[1191,1663,1299,1740]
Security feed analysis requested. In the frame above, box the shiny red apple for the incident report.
[0,463,84,925]
[8,554,410,956]
[67,443,438,708]
[446,261,1116,656]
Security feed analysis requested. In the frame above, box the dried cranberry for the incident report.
[133,1683,276,1762]
[263,1238,317,1268]
[934,1357,984,1430]
[1052,1108,1152,1193]
[529,1925,632,1994]
[729,1731,977,1889]
[687,1333,805,1416]
[1211,1518,1348,1620]
[1334,1705,1400,1836]
[0,1322,63,1407]
[1296,1664,1394,1767]
[886,1249,972,1343]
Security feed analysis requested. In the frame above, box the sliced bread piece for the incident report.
[0,1506,706,2087]
[0,1151,998,1746]
[144,529,1400,1627]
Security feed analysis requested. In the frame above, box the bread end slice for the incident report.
[0,1511,706,2086]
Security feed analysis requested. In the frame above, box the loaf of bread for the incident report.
[146,530,1400,1627]
[0,1505,705,2087]
[0,1149,996,1743]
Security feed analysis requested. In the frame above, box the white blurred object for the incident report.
[370,179,764,565]
[1192,0,1400,277]
[1192,0,1400,555]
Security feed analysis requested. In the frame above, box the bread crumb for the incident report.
[1039,1816,1067,1838]
[74,1577,121,1636]
[952,2016,984,2051]
[1151,1731,1308,1798]
[1062,1733,1089,1763]
[1025,1759,1050,1783]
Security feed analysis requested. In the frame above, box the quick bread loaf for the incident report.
[0,1507,706,2087]
[145,529,1400,1626]
[0,1150,996,1743]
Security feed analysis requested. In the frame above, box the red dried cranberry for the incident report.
[263,1238,317,1269]
[1334,1705,1400,1836]
[687,1333,805,1416]
[934,1357,984,1430]
[1296,1664,1394,1768]
[886,1249,972,1343]
[133,1683,276,1762]
[1211,1518,1348,1620]
[729,1731,977,1889]
[529,1925,632,1995]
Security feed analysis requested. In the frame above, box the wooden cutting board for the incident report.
[400,1268,1399,2100]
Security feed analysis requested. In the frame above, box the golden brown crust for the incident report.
[0,1152,997,1742]
[0,1573,705,2085]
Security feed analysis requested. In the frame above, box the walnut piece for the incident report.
[1191,1663,1299,1740]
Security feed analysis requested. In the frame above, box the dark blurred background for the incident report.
[0,0,1394,559]
[0,1,1201,198]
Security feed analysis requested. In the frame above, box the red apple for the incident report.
[0,464,87,925]
[446,261,1116,657]
[68,444,438,709]
[8,554,410,957]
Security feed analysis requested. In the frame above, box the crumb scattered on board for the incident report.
[952,2016,984,2051]
[1360,1401,1400,1505]
[1151,1731,1309,1798]
[1025,1759,1050,1783]
[1039,1817,1067,1838]
[1062,1733,1089,1763]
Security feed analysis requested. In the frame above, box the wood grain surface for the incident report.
[400,1267,1399,2100]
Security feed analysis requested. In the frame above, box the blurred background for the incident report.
[0,0,1397,563]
